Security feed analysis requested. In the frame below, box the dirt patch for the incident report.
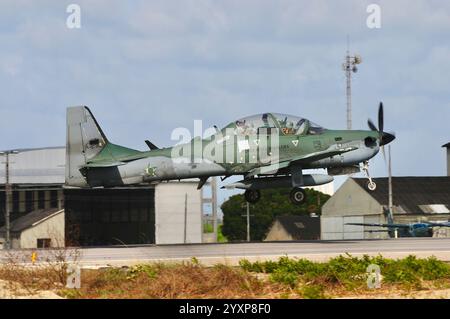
[337,288,450,299]
[0,279,63,299]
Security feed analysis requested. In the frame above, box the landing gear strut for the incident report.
[362,161,376,191]
[290,187,307,205]
[244,189,261,204]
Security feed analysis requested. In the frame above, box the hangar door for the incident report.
[321,216,364,240]
[65,188,155,246]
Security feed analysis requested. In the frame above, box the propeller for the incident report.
[367,102,396,160]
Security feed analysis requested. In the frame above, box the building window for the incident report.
[37,238,51,248]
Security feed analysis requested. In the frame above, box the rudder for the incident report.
[65,106,108,187]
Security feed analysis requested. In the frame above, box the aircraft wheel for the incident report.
[367,181,377,191]
[244,189,261,204]
[290,187,306,205]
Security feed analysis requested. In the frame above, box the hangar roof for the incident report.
[0,146,65,185]
[352,177,450,215]
[0,208,63,235]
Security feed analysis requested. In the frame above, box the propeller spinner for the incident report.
[367,102,396,147]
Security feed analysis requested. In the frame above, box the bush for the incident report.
[127,264,158,280]
[240,254,450,290]
[299,284,326,299]
[270,269,298,288]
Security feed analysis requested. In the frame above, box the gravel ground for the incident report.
[0,280,63,299]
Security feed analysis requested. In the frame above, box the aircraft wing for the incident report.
[425,222,450,227]
[284,145,358,166]
[245,145,358,178]
[245,161,291,178]
[345,223,411,229]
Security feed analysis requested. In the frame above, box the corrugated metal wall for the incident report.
[321,215,385,240]
[155,182,202,244]
[0,147,65,184]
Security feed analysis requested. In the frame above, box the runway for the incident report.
[31,238,450,267]
[1,238,450,268]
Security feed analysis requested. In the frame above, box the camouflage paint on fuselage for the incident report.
[66,107,382,188]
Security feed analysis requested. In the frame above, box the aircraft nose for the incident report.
[380,132,396,146]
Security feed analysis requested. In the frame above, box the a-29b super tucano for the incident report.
[65,103,395,205]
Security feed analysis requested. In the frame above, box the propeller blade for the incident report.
[380,132,396,146]
[368,119,378,131]
[378,102,384,135]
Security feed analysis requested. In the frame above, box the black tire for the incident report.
[244,189,261,204]
[367,181,377,191]
[290,187,306,205]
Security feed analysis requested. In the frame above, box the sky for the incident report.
[0,0,449,205]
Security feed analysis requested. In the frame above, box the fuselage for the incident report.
[84,129,381,187]
[394,224,434,237]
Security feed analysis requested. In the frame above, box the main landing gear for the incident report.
[362,161,376,191]
[290,187,307,205]
[244,189,261,204]
[244,187,307,205]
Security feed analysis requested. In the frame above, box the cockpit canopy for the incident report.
[223,113,325,136]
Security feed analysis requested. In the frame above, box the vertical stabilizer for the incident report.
[66,106,107,187]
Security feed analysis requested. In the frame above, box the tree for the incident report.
[221,188,330,241]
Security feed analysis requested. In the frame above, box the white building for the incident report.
[0,209,64,249]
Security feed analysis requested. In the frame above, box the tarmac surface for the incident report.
[2,238,450,267]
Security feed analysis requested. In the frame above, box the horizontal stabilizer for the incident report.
[83,162,126,168]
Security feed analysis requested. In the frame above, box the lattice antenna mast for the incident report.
[342,37,362,129]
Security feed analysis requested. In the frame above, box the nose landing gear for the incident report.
[362,161,376,191]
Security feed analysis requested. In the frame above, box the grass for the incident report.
[62,262,264,299]
[1,254,450,298]
[202,223,228,242]
[240,254,450,296]
[217,225,228,243]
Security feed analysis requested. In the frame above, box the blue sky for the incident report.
[1,0,449,204]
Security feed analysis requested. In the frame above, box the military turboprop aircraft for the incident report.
[66,103,395,205]
[346,221,450,237]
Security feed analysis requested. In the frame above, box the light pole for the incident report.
[241,202,253,242]
[1,150,19,250]
[246,202,250,242]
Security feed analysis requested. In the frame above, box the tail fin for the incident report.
[65,106,109,187]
